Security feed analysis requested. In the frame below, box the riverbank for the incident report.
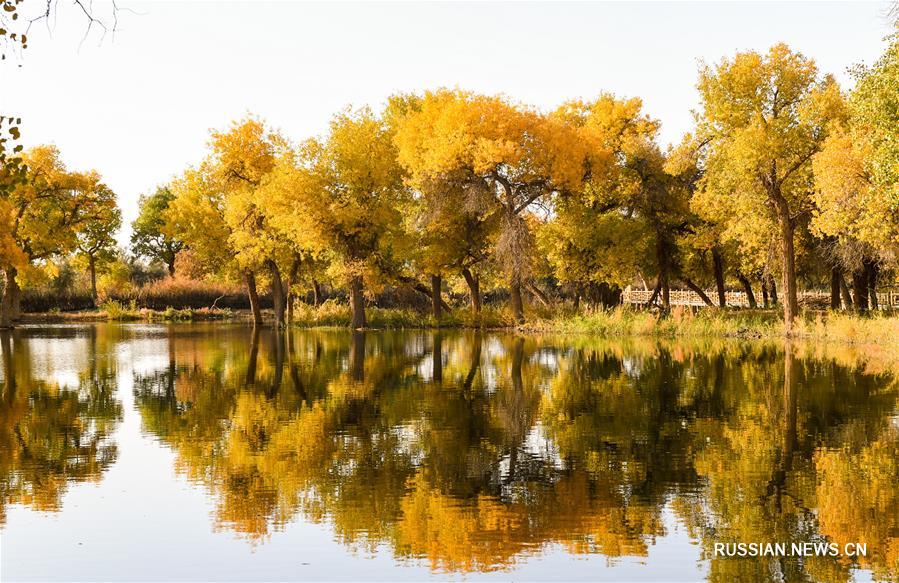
[295,302,899,346]
[15,302,899,347]
[526,306,899,343]
[20,301,237,323]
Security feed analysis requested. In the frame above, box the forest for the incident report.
[1,35,898,332]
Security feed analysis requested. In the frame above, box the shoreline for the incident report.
[10,306,899,346]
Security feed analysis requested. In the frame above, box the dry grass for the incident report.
[124,277,249,310]
[290,299,511,329]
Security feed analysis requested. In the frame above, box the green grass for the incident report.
[291,300,899,346]
[527,304,899,345]
[100,300,141,321]
[290,299,510,329]
[98,299,234,322]
[526,306,783,338]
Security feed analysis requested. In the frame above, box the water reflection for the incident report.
[125,327,898,580]
[0,327,122,524]
[1,325,897,580]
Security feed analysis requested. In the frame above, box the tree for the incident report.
[387,95,496,315]
[164,164,233,277]
[395,89,594,323]
[165,117,293,328]
[812,32,899,310]
[164,162,270,322]
[75,183,121,305]
[131,186,184,277]
[261,107,407,329]
[694,44,844,330]
[1,145,105,326]
[543,95,698,310]
[401,169,497,316]
[209,117,295,327]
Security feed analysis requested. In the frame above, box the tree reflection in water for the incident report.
[130,327,898,580]
[0,326,122,524]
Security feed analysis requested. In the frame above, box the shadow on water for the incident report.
[1,323,898,581]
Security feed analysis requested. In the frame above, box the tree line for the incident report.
[1,37,897,330]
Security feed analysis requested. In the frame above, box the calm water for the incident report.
[1,324,897,582]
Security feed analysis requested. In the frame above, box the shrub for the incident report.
[101,300,140,321]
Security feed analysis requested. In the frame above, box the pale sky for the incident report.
[2,1,895,246]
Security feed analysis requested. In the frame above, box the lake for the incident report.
[1,324,897,582]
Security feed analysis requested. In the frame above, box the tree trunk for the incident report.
[762,279,770,308]
[509,277,524,324]
[407,278,452,312]
[526,282,551,308]
[659,269,670,311]
[736,272,757,308]
[167,259,176,278]
[1,267,20,328]
[461,268,481,313]
[656,238,671,311]
[682,277,715,307]
[10,273,20,322]
[866,259,879,310]
[712,247,727,308]
[777,205,799,331]
[830,267,841,310]
[851,269,869,313]
[312,279,322,307]
[431,273,442,320]
[646,280,662,308]
[287,255,301,323]
[245,270,263,326]
[349,275,366,329]
[266,260,286,328]
[89,255,98,308]
[768,273,779,306]
[839,273,853,309]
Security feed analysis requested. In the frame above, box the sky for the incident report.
[2,1,896,246]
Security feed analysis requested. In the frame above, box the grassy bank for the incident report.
[293,301,899,346]
[527,305,899,344]
[18,299,899,347]
[290,300,511,329]
[21,300,238,323]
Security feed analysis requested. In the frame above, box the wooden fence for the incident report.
[622,288,899,309]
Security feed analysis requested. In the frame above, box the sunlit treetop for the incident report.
[394,89,593,196]
[209,117,285,188]
[164,162,234,277]
[813,32,899,248]
[259,106,407,286]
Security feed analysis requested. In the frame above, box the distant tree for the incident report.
[75,183,121,305]
[131,187,184,277]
